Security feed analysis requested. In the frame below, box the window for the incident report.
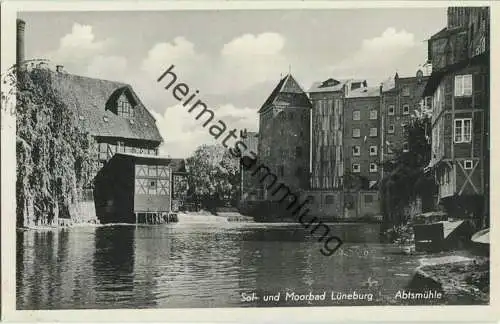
[388,124,395,134]
[118,100,134,118]
[369,163,378,173]
[325,195,335,205]
[352,145,360,156]
[365,194,374,203]
[454,118,472,143]
[369,128,378,137]
[352,163,360,173]
[98,143,108,161]
[403,104,410,115]
[402,86,410,96]
[464,160,473,170]
[403,142,409,152]
[117,141,125,153]
[454,74,473,97]
[148,180,157,195]
[388,105,395,115]
[353,110,361,120]
[369,110,378,120]
[307,195,315,203]
[352,128,361,138]
[369,146,378,156]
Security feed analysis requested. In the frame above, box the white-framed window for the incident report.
[403,142,409,152]
[352,163,360,173]
[403,104,410,115]
[464,160,473,170]
[369,163,378,173]
[353,110,361,120]
[369,146,378,156]
[352,128,361,138]
[388,105,395,115]
[369,127,378,137]
[369,110,378,120]
[454,74,473,97]
[352,145,360,156]
[454,118,472,143]
[388,124,395,134]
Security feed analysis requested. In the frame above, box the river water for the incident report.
[16,222,442,309]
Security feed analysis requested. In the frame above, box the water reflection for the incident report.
[17,223,424,309]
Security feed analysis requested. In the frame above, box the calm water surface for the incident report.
[17,222,431,309]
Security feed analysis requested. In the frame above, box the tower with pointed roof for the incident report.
[257,74,312,199]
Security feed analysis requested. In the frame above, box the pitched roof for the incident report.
[258,74,311,113]
[345,86,380,98]
[48,71,163,143]
[308,78,369,94]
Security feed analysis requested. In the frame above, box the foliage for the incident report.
[185,144,240,212]
[16,67,97,227]
[379,115,437,225]
[384,224,415,245]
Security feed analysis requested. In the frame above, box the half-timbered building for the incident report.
[424,7,489,225]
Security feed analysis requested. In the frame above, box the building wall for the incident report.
[133,164,172,213]
[303,190,343,220]
[344,190,380,219]
[343,96,381,187]
[382,75,429,161]
[431,63,488,200]
[309,92,344,190]
[258,105,310,198]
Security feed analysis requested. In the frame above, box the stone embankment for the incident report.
[408,255,489,304]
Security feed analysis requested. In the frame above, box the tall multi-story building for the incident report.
[423,7,489,226]
[343,86,381,189]
[308,79,367,190]
[380,70,430,166]
[304,79,381,219]
[257,74,311,199]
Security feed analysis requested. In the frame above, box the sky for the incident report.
[19,9,447,158]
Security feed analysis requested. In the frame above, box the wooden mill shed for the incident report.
[94,153,187,224]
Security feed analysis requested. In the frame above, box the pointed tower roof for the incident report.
[258,74,311,113]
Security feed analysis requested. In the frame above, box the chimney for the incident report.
[56,65,64,73]
[16,19,26,68]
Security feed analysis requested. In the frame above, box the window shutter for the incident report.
[463,75,472,96]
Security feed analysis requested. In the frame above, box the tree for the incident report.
[14,66,97,227]
[185,144,240,212]
[379,112,437,226]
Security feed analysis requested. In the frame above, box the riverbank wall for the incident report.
[407,256,489,304]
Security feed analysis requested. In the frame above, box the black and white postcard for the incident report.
[1,1,498,323]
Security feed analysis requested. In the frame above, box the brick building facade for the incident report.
[343,86,381,189]
[257,74,311,200]
[380,71,430,168]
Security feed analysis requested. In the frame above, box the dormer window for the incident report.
[118,100,134,118]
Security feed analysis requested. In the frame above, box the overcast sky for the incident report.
[19,9,446,158]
